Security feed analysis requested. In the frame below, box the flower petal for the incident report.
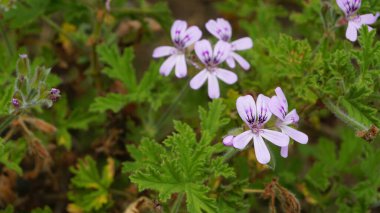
[269,96,285,121]
[336,0,347,14]
[213,40,231,65]
[275,87,288,112]
[346,21,358,42]
[215,68,238,85]
[208,74,220,99]
[223,135,235,146]
[205,18,232,41]
[359,13,380,25]
[236,95,256,125]
[231,37,253,51]
[280,146,288,158]
[171,20,187,44]
[283,109,299,125]
[281,125,308,144]
[226,56,236,68]
[261,129,289,147]
[256,94,272,124]
[182,26,203,48]
[232,130,253,150]
[230,52,250,70]
[253,134,271,164]
[175,54,187,78]
[152,46,176,58]
[190,69,208,90]
[195,39,213,65]
[159,55,177,76]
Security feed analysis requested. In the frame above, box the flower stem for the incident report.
[322,98,368,131]
[0,114,18,135]
[222,148,239,162]
[243,188,265,194]
[156,82,189,133]
[171,193,184,213]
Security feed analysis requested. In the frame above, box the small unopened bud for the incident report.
[12,98,20,108]
[19,54,28,59]
[49,88,61,102]
[223,135,234,146]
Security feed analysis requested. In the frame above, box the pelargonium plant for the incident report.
[153,18,253,99]
[336,0,380,41]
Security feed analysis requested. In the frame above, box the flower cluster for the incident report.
[11,54,60,112]
[224,87,308,164]
[336,0,379,42]
[153,18,253,99]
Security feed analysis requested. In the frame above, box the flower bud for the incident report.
[49,88,61,102]
[12,98,20,108]
[223,135,234,146]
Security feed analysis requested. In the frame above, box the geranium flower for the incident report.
[233,94,289,164]
[336,0,379,41]
[205,18,253,70]
[153,20,202,78]
[223,135,234,146]
[190,39,238,99]
[269,87,308,158]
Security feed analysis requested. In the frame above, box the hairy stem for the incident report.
[243,189,265,194]
[322,98,368,131]
[0,114,18,135]
[223,148,239,162]
[171,193,184,213]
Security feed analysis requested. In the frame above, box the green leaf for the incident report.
[90,93,128,113]
[69,156,114,212]
[4,0,50,28]
[97,44,137,90]
[126,101,233,212]
[0,139,27,175]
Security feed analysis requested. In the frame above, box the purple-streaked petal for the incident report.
[253,134,271,164]
[236,95,256,125]
[171,20,187,44]
[269,96,285,121]
[215,68,238,85]
[208,74,220,99]
[359,13,380,25]
[159,55,177,76]
[223,135,235,146]
[175,54,187,78]
[281,126,308,144]
[274,87,288,113]
[280,146,288,158]
[190,69,208,90]
[256,94,272,124]
[230,52,250,70]
[195,39,213,65]
[182,26,203,48]
[233,130,253,150]
[226,56,236,68]
[261,129,289,147]
[213,40,231,65]
[231,37,253,51]
[336,0,347,14]
[205,18,232,41]
[346,21,358,42]
[283,109,299,125]
[152,46,176,58]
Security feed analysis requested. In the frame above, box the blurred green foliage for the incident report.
[0,0,379,212]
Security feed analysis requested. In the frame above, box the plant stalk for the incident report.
[171,193,185,213]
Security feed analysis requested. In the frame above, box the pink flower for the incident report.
[153,20,202,78]
[336,0,380,42]
[269,87,308,158]
[205,18,253,70]
[233,94,289,164]
[190,39,238,99]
